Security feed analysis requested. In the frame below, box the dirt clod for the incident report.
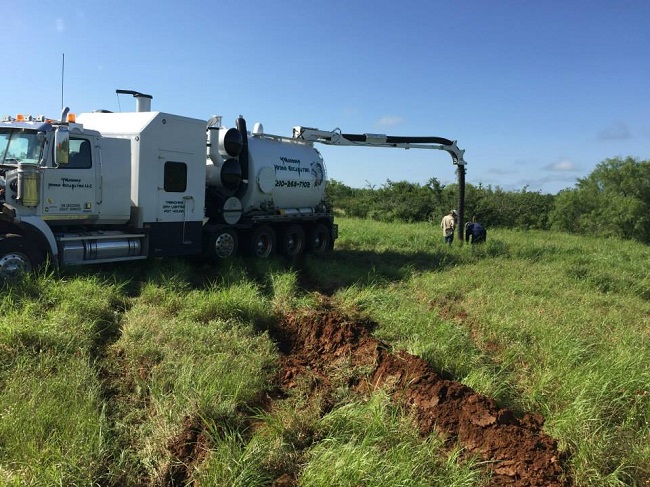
[276,305,569,486]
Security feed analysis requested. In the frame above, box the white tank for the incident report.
[242,135,326,212]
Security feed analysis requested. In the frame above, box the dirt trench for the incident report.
[270,302,569,487]
[161,297,569,486]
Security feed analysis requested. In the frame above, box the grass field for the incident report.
[0,217,648,486]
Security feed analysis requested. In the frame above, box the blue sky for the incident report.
[3,1,649,194]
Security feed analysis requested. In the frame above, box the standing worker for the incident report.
[441,209,457,245]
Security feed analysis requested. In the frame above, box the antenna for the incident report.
[61,53,65,109]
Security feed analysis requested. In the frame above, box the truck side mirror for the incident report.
[54,127,70,165]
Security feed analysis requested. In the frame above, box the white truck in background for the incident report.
[0,90,466,279]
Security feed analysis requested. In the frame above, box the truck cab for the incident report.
[1,116,131,223]
[0,105,210,279]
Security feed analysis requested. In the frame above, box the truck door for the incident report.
[150,151,202,256]
[41,137,100,221]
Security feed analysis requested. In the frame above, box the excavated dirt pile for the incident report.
[275,304,568,487]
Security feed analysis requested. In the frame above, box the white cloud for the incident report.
[488,166,518,175]
[55,18,65,32]
[545,158,577,172]
[375,115,404,128]
[598,121,631,141]
[516,174,580,193]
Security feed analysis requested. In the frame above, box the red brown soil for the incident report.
[275,304,569,487]
[159,415,210,486]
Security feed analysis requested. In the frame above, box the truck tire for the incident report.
[281,224,306,257]
[0,234,44,280]
[249,225,276,258]
[205,228,238,260]
[308,223,332,255]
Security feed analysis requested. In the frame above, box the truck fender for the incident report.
[14,216,59,265]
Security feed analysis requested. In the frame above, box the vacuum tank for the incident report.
[206,122,327,216]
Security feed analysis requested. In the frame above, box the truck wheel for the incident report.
[281,224,306,257]
[0,234,43,280]
[249,225,276,258]
[205,228,238,260]
[308,223,332,255]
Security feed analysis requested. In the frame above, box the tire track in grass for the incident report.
[86,294,133,486]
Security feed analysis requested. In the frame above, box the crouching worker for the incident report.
[465,219,487,244]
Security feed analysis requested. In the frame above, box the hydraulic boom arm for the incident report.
[292,125,468,243]
[292,126,466,166]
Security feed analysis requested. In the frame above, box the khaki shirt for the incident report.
[441,214,455,236]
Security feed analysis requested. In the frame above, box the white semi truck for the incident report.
[0,90,466,279]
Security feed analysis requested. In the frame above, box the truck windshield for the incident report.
[0,128,44,165]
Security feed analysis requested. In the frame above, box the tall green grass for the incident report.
[301,392,486,486]
[329,219,650,486]
[98,264,279,485]
[0,274,126,485]
[0,219,648,486]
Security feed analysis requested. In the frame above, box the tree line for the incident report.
[326,156,650,244]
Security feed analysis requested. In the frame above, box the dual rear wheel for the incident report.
[307,223,332,255]
[204,222,332,260]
